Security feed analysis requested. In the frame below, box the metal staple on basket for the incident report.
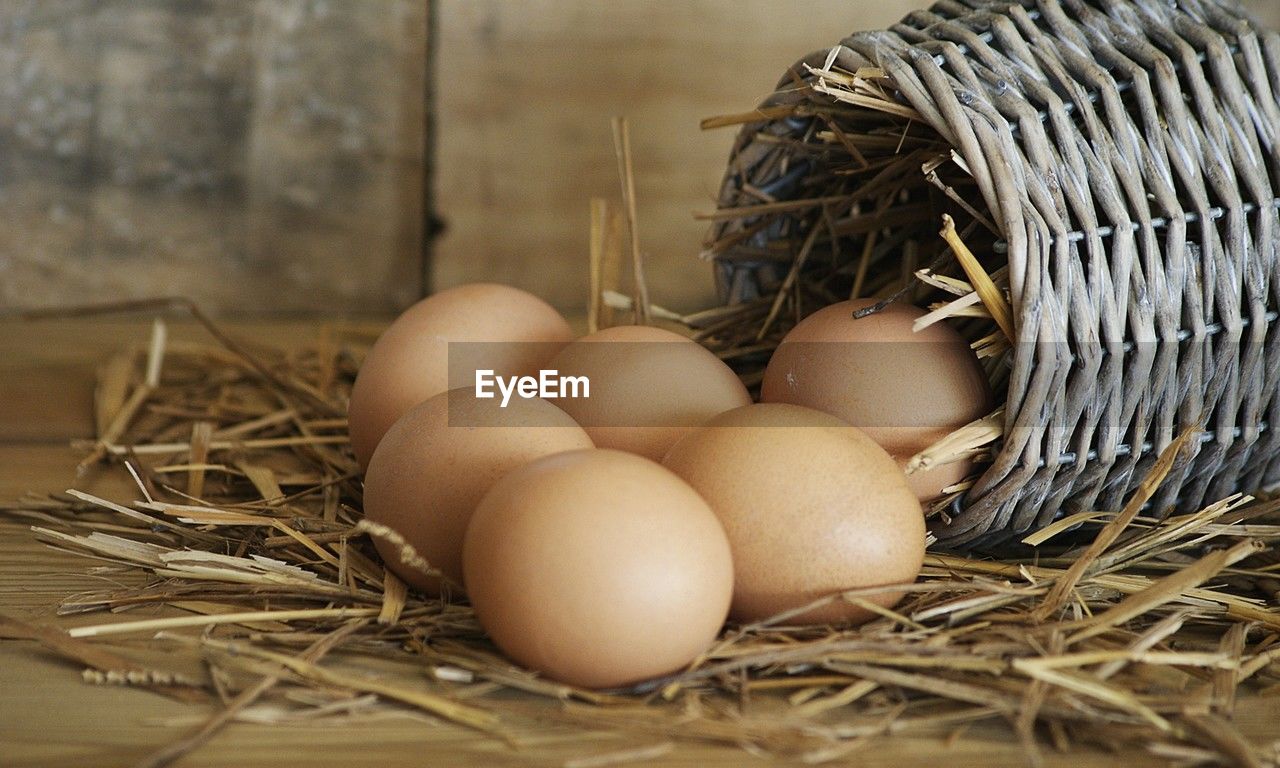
[704,0,1280,550]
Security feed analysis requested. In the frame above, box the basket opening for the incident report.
[701,74,1013,516]
[705,95,1008,350]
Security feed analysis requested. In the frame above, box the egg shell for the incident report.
[760,299,991,501]
[462,448,733,689]
[348,283,574,469]
[662,403,925,626]
[547,325,751,460]
[362,389,593,594]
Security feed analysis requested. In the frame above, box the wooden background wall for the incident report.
[433,0,926,315]
[3,1,1278,316]
[0,0,427,315]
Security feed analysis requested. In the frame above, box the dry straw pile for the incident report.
[2,299,1279,767]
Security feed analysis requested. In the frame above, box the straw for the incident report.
[4,306,1277,764]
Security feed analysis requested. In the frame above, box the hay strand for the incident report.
[611,117,651,326]
[938,215,1013,342]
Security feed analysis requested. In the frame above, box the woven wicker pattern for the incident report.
[709,0,1280,549]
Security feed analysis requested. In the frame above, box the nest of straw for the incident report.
[3,304,1280,767]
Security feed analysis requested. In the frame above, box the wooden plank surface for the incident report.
[432,0,920,315]
[0,1,426,315]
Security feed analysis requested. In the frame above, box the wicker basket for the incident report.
[706,0,1280,550]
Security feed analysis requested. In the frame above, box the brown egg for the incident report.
[362,389,592,594]
[463,449,733,689]
[348,283,574,469]
[662,403,925,626]
[547,325,751,460]
[760,299,992,501]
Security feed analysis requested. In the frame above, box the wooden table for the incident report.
[2,318,1277,768]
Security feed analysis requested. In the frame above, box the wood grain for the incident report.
[2,1,1275,318]
[432,0,921,315]
[0,1,425,315]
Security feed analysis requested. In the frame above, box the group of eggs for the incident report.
[349,283,991,689]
